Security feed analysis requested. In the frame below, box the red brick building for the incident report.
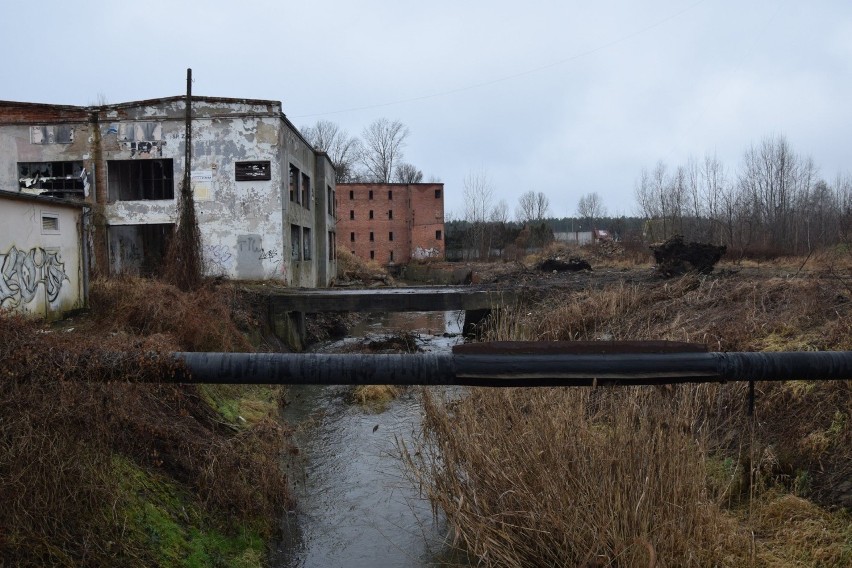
[336,182,444,265]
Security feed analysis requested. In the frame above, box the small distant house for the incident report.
[336,182,445,265]
[555,228,612,245]
[0,190,88,319]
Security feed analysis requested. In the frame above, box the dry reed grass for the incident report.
[408,269,851,566]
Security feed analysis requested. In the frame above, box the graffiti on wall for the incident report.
[0,246,69,307]
[412,246,441,260]
[204,244,234,275]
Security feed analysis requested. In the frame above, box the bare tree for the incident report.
[300,120,361,183]
[576,192,606,229]
[516,191,550,224]
[463,170,495,259]
[359,118,409,183]
[393,163,423,183]
[490,199,509,224]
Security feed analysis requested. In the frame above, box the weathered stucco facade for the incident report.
[0,97,337,287]
[0,190,88,318]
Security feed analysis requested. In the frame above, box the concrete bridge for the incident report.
[245,285,517,348]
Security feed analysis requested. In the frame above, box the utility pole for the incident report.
[184,68,192,196]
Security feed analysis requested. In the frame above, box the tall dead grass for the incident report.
[0,277,290,566]
[407,387,751,567]
[408,270,851,566]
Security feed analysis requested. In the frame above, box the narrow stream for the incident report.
[271,311,466,568]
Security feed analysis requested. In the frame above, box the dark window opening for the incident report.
[303,227,312,260]
[388,190,393,200]
[389,232,394,242]
[349,210,354,220]
[436,230,442,240]
[41,214,59,233]
[349,190,354,200]
[301,173,311,209]
[350,232,355,242]
[108,159,174,201]
[291,224,302,260]
[289,164,299,203]
[235,161,271,181]
[327,186,335,216]
[369,210,374,220]
[388,210,393,219]
[435,189,442,198]
[329,231,336,261]
[109,223,174,276]
[369,190,373,200]
[389,250,394,262]
[18,161,85,197]
[370,250,375,260]
[369,232,374,242]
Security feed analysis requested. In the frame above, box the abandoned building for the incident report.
[0,97,337,287]
[336,182,445,265]
[0,190,89,318]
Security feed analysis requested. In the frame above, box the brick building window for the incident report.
[349,210,354,220]
[436,230,442,240]
[389,250,394,262]
[349,190,354,199]
[388,190,393,200]
[388,232,394,241]
[369,190,373,200]
[369,210,374,219]
[301,173,311,209]
[435,189,442,198]
[369,232,374,242]
[388,210,393,219]
[370,251,375,260]
[350,232,355,242]
[289,164,299,203]
[108,159,174,201]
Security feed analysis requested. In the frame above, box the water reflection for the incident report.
[272,312,467,568]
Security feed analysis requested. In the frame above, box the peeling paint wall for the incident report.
[0,197,84,318]
[1,97,338,287]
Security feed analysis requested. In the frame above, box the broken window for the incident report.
[235,161,271,181]
[289,164,300,203]
[328,231,336,260]
[327,186,334,216]
[291,224,301,260]
[301,173,311,209]
[108,159,174,201]
[303,227,312,260]
[18,161,86,196]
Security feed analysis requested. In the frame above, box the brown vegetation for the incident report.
[407,261,852,566]
[0,277,291,566]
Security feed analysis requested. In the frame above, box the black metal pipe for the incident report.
[173,351,852,386]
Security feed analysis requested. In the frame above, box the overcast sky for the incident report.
[3,0,850,218]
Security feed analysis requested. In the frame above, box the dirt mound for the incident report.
[651,235,726,276]
[539,257,592,272]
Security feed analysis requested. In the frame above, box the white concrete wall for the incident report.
[0,198,84,318]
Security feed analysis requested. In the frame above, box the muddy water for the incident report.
[271,311,467,568]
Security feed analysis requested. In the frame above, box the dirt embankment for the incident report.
[1,277,293,567]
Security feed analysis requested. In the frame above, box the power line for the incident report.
[293,0,709,119]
